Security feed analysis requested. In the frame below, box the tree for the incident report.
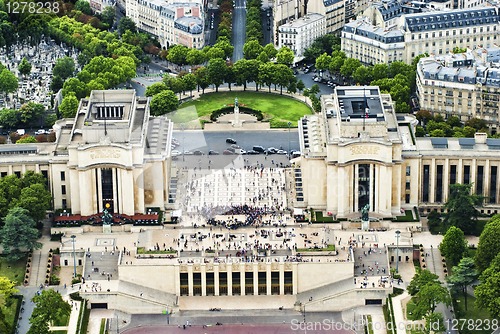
[195,67,210,94]
[372,63,389,81]
[426,210,442,231]
[297,80,305,93]
[353,66,371,84]
[446,257,477,311]
[101,6,115,26]
[415,127,426,137]
[340,58,361,78]
[453,47,467,54]
[62,78,88,100]
[31,289,71,324]
[206,47,225,60]
[149,90,178,116]
[466,117,486,130]
[77,53,89,68]
[182,73,197,96]
[20,102,45,126]
[274,64,294,95]
[258,62,275,92]
[0,277,19,297]
[475,252,500,318]
[257,51,269,63]
[27,316,49,334]
[53,57,75,81]
[75,0,92,15]
[18,57,32,77]
[207,58,226,92]
[276,46,294,66]
[145,83,168,97]
[50,76,64,93]
[186,48,206,66]
[0,207,42,261]
[440,226,467,266]
[444,183,483,235]
[0,70,18,97]
[330,56,344,73]
[430,129,445,137]
[463,126,476,138]
[263,43,278,60]
[0,108,18,129]
[423,312,446,334]
[287,81,297,94]
[475,215,500,273]
[304,46,322,62]
[412,52,429,67]
[59,93,79,119]
[243,40,264,60]
[118,17,137,35]
[414,282,451,317]
[167,45,188,65]
[18,182,52,224]
[407,269,439,296]
[315,53,332,73]
[16,136,37,144]
[214,39,234,59]
[310,84,321,96]
[415,110,434,123]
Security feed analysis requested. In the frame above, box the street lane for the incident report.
[232,0,246,61]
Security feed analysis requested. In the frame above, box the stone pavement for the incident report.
[392,291,410,334]
[89,309,114,334]
[84,251,119,281]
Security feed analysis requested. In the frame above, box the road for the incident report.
[261,9,272,46]
[207,9,220,46]
[232,0,246,61]
[173,130,300,154]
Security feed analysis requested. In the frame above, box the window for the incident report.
[406,180,411,190]
[436,165,443,203]
[450,165,457,185]
[477,166,484,195]
[62,199,67,209]
[60,171,65,181]
[406,166,411,176]
[464,165,470,184]
[61,185,66,195]
[423,165,430,202]
[14,171,21,178]
[0,172,6,178]
[490,166,497,204]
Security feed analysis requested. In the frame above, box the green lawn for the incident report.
[366,315,374,334]
[178,91,313,127]
[51,331,68,334]
[0,255,28,285]
[297,245,335,252]
[3,295,21,332]
[406,297,421,321]
[453,294,491,334]
[315,211,335,222]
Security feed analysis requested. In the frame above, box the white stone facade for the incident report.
[277,13,325,57]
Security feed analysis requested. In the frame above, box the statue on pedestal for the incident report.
[102,209,112,225]
[232,97,242,127]
[361,204,370,230]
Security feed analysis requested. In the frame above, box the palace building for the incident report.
[294,86,500,218]
[0,90,174,217]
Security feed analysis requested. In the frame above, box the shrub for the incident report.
[27,264,29,267]
[24,280,28,284]
[48,259,51,262]
[47,264,51,268]
[28,259,31,263]
[53,247,60,254]
[71,278,80,284]
[70,292,83,301]
[45,279,48,283]
[422,264,426,268]
[0,137,6,144]
[46,269,50,273]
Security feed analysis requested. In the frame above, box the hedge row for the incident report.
[210,106,264,121]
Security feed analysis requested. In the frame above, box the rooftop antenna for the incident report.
[103,91,107,136]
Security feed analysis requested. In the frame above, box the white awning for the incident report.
[171,209,182,217]
[293,208,303,215]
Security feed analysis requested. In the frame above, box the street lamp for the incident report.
[287,121,292,158]
[395,230,401,273]
[181,123,185,162]
[71,235,77,278]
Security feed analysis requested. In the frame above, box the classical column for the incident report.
[201,265,206,297]
[214,265,219,296]
[337,166,349,216]
[375,165,380,213]
[369,164,373,212]
[35,164,40,173]
[97,168,103,212]
[121,169,135,216]
[458,159,463,184]
[21,164,26,174]
[266,263,271,296]
[8,165,12,175]
[133,168,145,214]
[327,165,338,214]
[471,159,477,193]
[354,164,359,213]
[430,159,436,204]
[69,170,81,214]
[292,263,298,295]
[484,160,490,198]
[174,265,180,296]
[279,263,284,295]
[393,164,401,212]
[79,170,94,216]
[240,267,245,296]
[188,265,194,296]
[443,159,450,202]
[112,168,118,212]
[227,264,233,296]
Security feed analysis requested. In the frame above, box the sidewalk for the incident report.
[392,291,409,334]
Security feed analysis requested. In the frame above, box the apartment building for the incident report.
[308,0,345,34]
[126,0,205,49]
[363,0,426,30]
[89,0,115,14]
[277,13,326,57]
[416,46,500,132]
[342,18,406,64]
[342,7,500,65]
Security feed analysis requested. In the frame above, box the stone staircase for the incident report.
[296,277,357,304]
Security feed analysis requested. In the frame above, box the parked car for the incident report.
[35,129,46,135]
[184,150,193,155]
[208,150,219,155]
[226,138,237,144]
[171,150,181,157]
[226,147,235,152]
[223,150,233,155]
[253,145,265,152]
[230,144,240,149]
[16,129,25,136]
[193,150,204,155]
[246,150,259,155]
[277,150,287,155]
[267,147,278,154]
[237,149,246,155]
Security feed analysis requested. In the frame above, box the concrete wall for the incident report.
[305,288,390,312]
[296,262,353,293]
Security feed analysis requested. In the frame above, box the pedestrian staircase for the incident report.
[296,277,357,304]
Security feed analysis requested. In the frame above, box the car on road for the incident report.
[246,150,259,155]
[184,150,193,155]
[35,129,46,135]
[223,150,233,155]
[171,150,181,157]
[277,150,287,155]
[193,150,204,155]
[226,147,235,152]
[267,26,271,30]
[267,147,278,154]
[226,138,237,144]
[253,145,265,152]
[237,149,246,155]
[208,150,219,155]
[230,144,240,149]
